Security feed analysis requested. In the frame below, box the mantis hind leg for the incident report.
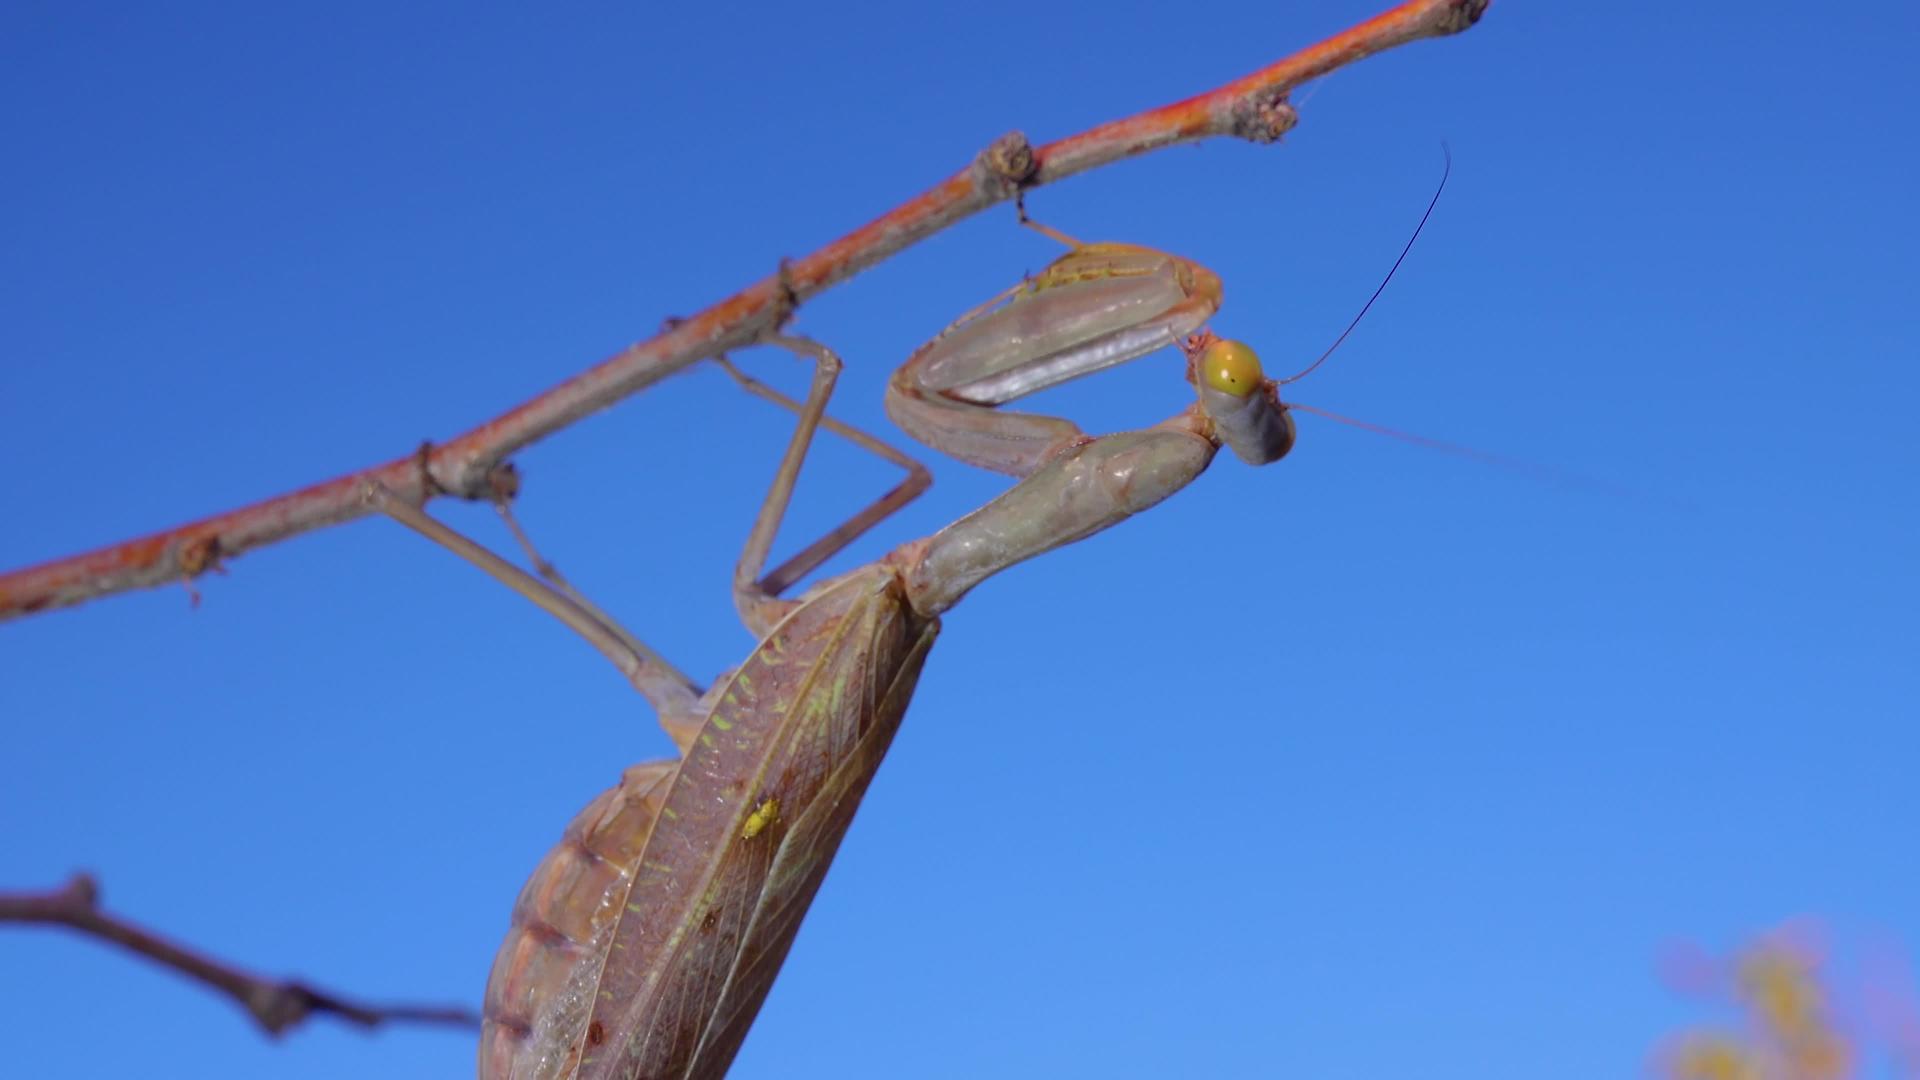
[726,335,930,640]
[365,483,706,751]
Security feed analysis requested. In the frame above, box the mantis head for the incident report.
[1190,334,1297,466]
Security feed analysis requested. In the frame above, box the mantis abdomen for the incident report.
[479,569,938,1080]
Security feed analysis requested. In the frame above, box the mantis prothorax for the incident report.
[372,184,1434,1077]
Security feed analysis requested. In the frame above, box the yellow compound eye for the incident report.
[1200,339,1264,397]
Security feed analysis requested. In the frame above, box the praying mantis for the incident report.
[381,189,1436,1077]
[0,0,1497,1060]
[0,165,1443,1074]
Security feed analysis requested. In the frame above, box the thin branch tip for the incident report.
[1448,0,1490,33]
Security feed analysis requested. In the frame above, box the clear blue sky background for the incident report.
[3,3,1915,1077]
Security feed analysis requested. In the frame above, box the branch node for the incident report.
[770,258,801,330]
[178,535,225,579]
[972,131,1037,199]
[1229,92,1300,144]
[486,462,522,505]
[412,440,444,503]
[56,871,99,912]
[177,535,227,608]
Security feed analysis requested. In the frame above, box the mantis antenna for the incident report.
[1277,143,1452,387]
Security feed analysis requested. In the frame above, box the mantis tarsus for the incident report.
[373,202,1388,1078]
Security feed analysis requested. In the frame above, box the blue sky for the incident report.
[3,2,1916,1077]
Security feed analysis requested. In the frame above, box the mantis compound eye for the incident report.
[1200,339,1264,397]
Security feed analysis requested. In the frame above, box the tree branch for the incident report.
[0,0,1486,621]
[0,873,479,1036]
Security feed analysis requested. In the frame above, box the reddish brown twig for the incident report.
[0,874,479,1036]
[0,0,1486,621]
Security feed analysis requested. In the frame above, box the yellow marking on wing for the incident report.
[710,716,733,731]
[740,797,780,840]
[1031,247,1163,294]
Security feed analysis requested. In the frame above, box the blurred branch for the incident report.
[0,0,1485,620]
[0,873,479,1037]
